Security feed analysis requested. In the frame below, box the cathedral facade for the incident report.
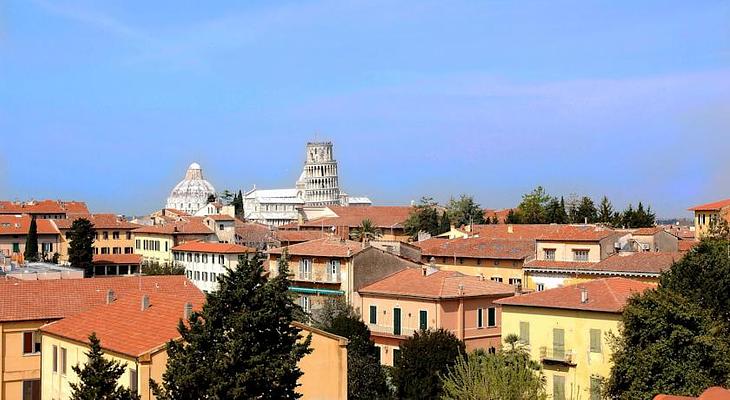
[165,162,216,215]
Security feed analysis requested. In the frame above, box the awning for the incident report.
[288,286,344,296]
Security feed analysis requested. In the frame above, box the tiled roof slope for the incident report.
[172,241,254,254]
[525,252,683,275]
[0,200,89,215]
[93,254,142,264]
[52,214,140,230]
[359,268,515,299]
[299,206,412,229]
[0,275,198,322]
[495,277,654,313]
[0,215,59,235]
[42,290,204,357]
[133,219,213,235]
[467,224,615,242]
[274,230,326,243]
[688,199,730,211]
[268,237,366,257]
[654,386,730,400]
[416,237,534,260]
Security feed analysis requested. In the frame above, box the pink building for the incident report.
[358,267,516,365]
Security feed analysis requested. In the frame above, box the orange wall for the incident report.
[1,320,50,400]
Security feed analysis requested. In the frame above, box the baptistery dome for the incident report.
[165,162,216,215]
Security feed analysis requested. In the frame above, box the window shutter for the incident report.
[369,305,377,324]
[553,375,566,400]
[553,328,565,358]
[590,329,602,353]
[419,310,427,331]
[519,321,530,344]
[488,307,496,327]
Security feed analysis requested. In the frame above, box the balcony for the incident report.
[294,272,341,284]
[539,347,577,366]
[368,323,416,338]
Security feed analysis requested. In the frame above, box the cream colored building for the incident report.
[133,219,215,266]
[172,241,254,292]
[688,198,730,239]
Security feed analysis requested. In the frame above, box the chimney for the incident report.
[458,283,464,296]
[580,288,588,303]
[507,225,513,234]
[141,295,150,311]
[479,273,484,281]
[106,289,116,304]
[421,265,427,276]
[183,302,193,319]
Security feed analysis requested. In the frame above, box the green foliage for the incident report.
[141,261,185,275]
[505,209,521,224]
[70,333,140,400]
[616,202,656,228]
[441,342,547,400]
[597,196,614,224]
[404,197,443,238]
[392,329,466,400]
[233,190,245,216]
[439,211,452,233]
[152,253,311,399]
[313,300,392,400]
[446,195,485,227]
[606,288,730,399]
[68,218,96,277]
[219,189,234,204]
[23,217,39,262]
[573,196,598,224]
[515,186,551,224]
[350,219,383,243]
[545,197,568,224]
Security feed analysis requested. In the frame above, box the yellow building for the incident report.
[0,276,198,400]
[495,278,654,400]
[294,322,349,400]
[688,198,730,239]
[133,219,214,266]
[52,214,140,263]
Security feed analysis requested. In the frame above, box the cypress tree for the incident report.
[68,218,96,277]
[152,252,311,399]
[23,217,39,262]
[70,333,140,400]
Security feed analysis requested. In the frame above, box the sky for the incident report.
[1,0,729,218]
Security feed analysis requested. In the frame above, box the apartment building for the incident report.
[688,198,730,239]
[0,215,60,263]
[52,214,139,262]
[133,219,215,266]
[293,206,413,242]
[202,214,236,243]
[0,200,89,220]
[172,241,254,292]
[496,278,654,400]
[358,267,515,365]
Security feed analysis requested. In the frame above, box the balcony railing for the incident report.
[294,272,341,283]
[539,347,576,366]
[368,323,416,337]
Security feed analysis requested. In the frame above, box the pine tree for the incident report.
[70,333,140,400]
[597,196,614,224]
[152,252,311,399]
[545,197,568,224]
[575,196,598,224]
[68,218,95,277]
[438,211,451,234]
[23,217,39,262]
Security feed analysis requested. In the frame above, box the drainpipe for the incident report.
[458,297,465,341]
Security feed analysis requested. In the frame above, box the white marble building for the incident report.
[165,163,216,215]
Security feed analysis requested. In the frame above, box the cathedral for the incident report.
[165,162,216,215]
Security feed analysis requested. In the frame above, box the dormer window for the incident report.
[573,249,589,262]
[544,249,556,261]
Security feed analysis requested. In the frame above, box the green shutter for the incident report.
[519,321,530,344]
[590,329,602,353]
[590,377,602,400]
[393,348,402,365]
[393,308,401,335]
[553,328,565,359]
[369,305,377,324]
[477,308,483,328]
[553,375,566,400]
[419,310,427,331]
[487,307,496,327]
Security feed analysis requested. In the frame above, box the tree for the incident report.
[206,193,217,204]
[438,211,452,233]
[23,217,39,262]
[392,329,466,400]
[505,209,521,224]
[70,333,140,400]
[441,336,547,400]
[350,219,383,243]
[606,288,730,399]
[404,197,441,239]
[68,218,96,277]
[574,196,597,224]
[220,189,234,204]
[141,261,185,275]
[597,196,614,225]
[516,186,551,224]
[232,190,245,216]
[446,195,485,227]
[617,202,656,228]
[545,197,568,224]
[313,300,391,400]
[152,253,311,399]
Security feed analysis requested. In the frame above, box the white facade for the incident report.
[296,142,341,206]
[165,162,216,215]
[243,188,305,227]
[173,250,246,292]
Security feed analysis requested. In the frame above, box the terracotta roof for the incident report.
[655,387,730,400]
[234,221,273,243]
[93,254,142,265]
[205,214,235,221]
[268,237,366,257]
[467,224,611,241]
[274,230,326,243]
[535,225,618,241]
[416,237,534,260]
[52,214,140,230]
[299,206,412,229]
[632,227,663,236]
[678,240,700,252]
[0,200,89,215]
[0,275,198,322]
[0,215,60,235]
[688,199,730,211]
[133,220,213,235]
[172,241,254,254]
[495,277,654,313]
[41,290,204,357]
[523,260,597,270]
[525,252,682,275]
[359,268,515,299]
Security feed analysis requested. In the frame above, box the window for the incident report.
[573,249,589,262]
[375,346,381,364]
[52,345,58,373]
[490,276,503,283]
[553,375,566,400]
[60,347,67,375]
[590,377,602,400]
[458,257,463,264]
[202,272,208,281]
[187,253,192,262]
[487,307,496,327]
[42,243,52,253]
[509,278,522,287]
[195,271,200,280]
[589,329,602,353]
[369,305,377,324]
[477,308,484,328]
[519,321,530,344]
[327,259,340,282]
[544,248,556,260]
[219,224,224,230]
[112,247,121,254]
[112,231,120,239]
[299,296,311,313]
[103,231,109,240]
[299,259,312,280]
[393,348,402,365]
[164,241,168,252]
[536,283,545,292]
[202,254,208,263]
[219,255,224,264]
[195,253,200,262]
[126,231,132,240]
[186,270,192,279]
[493,260,500,266]
[130,369,139,394]
[101,247,109,254]
[419,310,428,331]
[22,331,41,354]
[13,242,20,253]
[553,328,565,359]
[393,308,402,335]
[22,380,40,400]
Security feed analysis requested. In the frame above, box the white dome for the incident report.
[165,162,216,214]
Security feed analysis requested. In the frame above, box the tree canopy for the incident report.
[68,218,96,277]
[23,217,39,262]
[350,219,383,243]
[446,195,485,227]
[70,333,140,400]
[404,197,444,238]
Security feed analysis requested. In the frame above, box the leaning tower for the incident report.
[298,142,341,206]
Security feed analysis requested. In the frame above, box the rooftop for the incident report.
[133,219,213,235]
[688,198,730,212]
[524,252,683,276]
[495,277,654,313]
[52,213,140,230]
[0,200,89,216]
[359,268,515,299]
[274,230,326,243]
[93,254,143,265]
[416,237,535,260]
[299,206,412,229]
[0,215,59,235]
[172,241,255,254]
[268,237,366,257]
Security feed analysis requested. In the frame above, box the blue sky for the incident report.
[1,1,728,217]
